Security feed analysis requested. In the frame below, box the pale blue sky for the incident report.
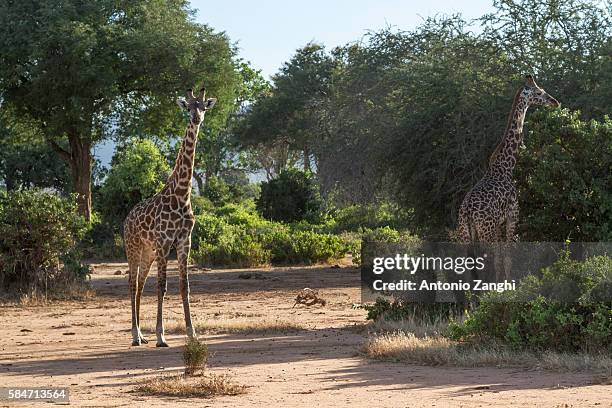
[190,0,494,79]
[94,0,494,166]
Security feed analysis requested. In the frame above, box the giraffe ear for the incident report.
[204,98,217,110]
[176,97,188,110]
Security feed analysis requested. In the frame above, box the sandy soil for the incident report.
[1,262,610,407]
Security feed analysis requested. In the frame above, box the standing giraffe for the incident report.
[456,75,560,243]
[124,88,216,347]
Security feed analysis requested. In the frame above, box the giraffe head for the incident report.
[177,88,217,125]
[522,75,560,108]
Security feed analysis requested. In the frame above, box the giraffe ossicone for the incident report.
[123,87,216,347]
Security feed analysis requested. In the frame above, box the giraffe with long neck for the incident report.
[124,88,216,347]
[456,76,559,243]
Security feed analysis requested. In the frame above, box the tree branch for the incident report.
[46,138,72,163]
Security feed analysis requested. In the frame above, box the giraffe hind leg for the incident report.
[127,245,142,346]
[135,246,154,344]
[155,243,171,347]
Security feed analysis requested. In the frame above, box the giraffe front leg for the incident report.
[177,235,196,339]
[155,244,171,347]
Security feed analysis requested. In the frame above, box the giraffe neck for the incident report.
[488,89,529,178]
[165,121,200,201]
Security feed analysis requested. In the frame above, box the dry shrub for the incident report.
[183,338,209,375]
[136,373,246,398]
[362,332,612,372]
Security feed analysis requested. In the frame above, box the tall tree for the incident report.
[0,0,238,219]
[236,43,335,172]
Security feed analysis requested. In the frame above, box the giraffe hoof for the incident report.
[156,341,169,348]
[131,339,142,346]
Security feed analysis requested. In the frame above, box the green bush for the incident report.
[331,203,412,232]
[97,139,170,228]
[200,173,259,206]
[191,195,215,215]
[516,109,612,241]
[361,226,419,245]
[0,189,88,294]
[256,168,322,223]
[79,213,124,260]
[448,253,612,353]
[268,230,347,265]
[191,208,272,267]
[201,175,232,206]
[190,203,349,267]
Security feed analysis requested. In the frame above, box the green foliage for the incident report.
[256,169,322,223]
[235,43,334,174]
[266,229,346,265]
[449,253,612,352]
[190,203,348,267]
[0,113,71,193]
[191,212,270,268]
[201,175,232,206]
[191,195,215,215]
[0,189,88,294]
[79,212,125,260]
[0,0,242,218]
[97,140,170,227]
[239,0,610,235]
[516,109,612,241]
[197,173,259,207]
[360,226,415,244]
[330,203,412,233]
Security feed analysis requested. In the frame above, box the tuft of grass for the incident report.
[142,317,305,335]
[136,374,247,398]
[362,332,612,372]
[367,314,458,338]
[183,338,209,375]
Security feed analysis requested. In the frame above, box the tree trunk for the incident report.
[68,136,92,221]
[49,134,92,221]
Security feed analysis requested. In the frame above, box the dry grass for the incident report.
[362,332,612,373]
[141,317,305,335]
[0,284,96,306]
[367,315,457,338]
[135,373,247,398]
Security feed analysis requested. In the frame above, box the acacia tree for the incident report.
[316,0,611,234]
[236,43,335,173]
[0,0,238,219]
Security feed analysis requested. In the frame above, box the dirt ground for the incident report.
[1,262,610,408]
